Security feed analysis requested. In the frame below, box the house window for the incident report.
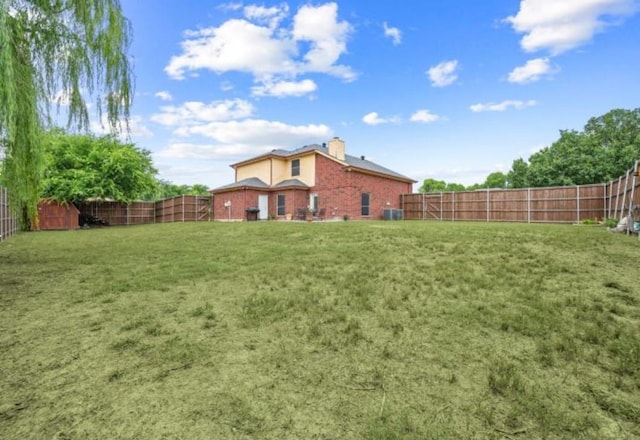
[277,194,286,216]
[291,159,300,177]
[361,192,370,216]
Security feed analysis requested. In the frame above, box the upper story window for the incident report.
[291,159,300,177]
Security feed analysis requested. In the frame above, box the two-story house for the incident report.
[211,137,416,221]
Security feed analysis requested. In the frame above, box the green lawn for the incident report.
[1,221,639,439]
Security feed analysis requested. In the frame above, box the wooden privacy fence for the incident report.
[606,160,640,220]
[0,186,19,241]
[155,195,212,223]
[77,195,212,226]
[402,160,640,224]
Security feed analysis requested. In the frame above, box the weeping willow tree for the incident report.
[0,0,132,230]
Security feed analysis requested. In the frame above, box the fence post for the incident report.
[626,160,638,235]
[607,181,612,218]
[440,192,443,221]
[452,192,455,222]
[620,170,630,221]
[486,189,490,222]
[527,188,531,223]
[1,187,4,241]
[614,176,622,218]
[576,186,580,223]
[1,186,19,241]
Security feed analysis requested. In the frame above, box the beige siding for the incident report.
[236,161,271,183]
[238,155,317,186]
[271,159,288,184]
[296,155,316,186]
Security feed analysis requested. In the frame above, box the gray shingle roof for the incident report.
[265,144,414,181]
[272,179,309,188]
[212,177,269,192]
[225,142,415,187]
[342,153,413,181]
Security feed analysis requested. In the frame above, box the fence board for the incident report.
[403,183,609,223]
[0,186,19,241]
[77,195,212,226]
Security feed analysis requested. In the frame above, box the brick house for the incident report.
[211,137,416,221]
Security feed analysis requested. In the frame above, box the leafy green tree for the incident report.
[483,172,508,189]
[583,108,640,177]
[505,108,640,189]
[527,130,607,187]
[41,131,156,204]
[419,178,447,193]
[145,180,210,200]
[419,178,467,192]
[445,182,466,192]
[190,184,210,195]
[507,158,530,189]
[0,1,132,229]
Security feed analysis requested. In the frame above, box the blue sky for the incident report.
[112,0,640,190]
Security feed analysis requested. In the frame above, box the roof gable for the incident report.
[211,177,269,193]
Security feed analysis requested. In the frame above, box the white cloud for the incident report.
[362,112,401,125]
[251,79,317,97]
[165,2,355,83]
[470,99,537,112]
[427,60,459,87]
[173,119,332,146]
[410,109,440,123]
[155,91,173,101]
[218,2,243,13]
[243,3,289,29]
[362,112,385,125]
[151,99,254,126]
[292,3,355,80]
[507,57,554,83]
[383,22,402,45]
[165,19,296,80]
[505,0,638,55]
[157,142,263,160]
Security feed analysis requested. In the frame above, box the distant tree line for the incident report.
[419,108,640,193]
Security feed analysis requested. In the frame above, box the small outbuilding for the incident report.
[37,200,80,230]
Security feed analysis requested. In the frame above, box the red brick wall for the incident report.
[313,154,412,219]
[212,153,412,221]
[271,189,310,219]
[212,189,263,221]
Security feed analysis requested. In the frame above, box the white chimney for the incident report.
[327,137,345,161]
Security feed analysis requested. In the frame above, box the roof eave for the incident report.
[211,185,268,194]
[345,166,417,184]
[231,149,317,169]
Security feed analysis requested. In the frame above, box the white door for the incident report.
[258,195,269,220]
[309,193,318,212]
